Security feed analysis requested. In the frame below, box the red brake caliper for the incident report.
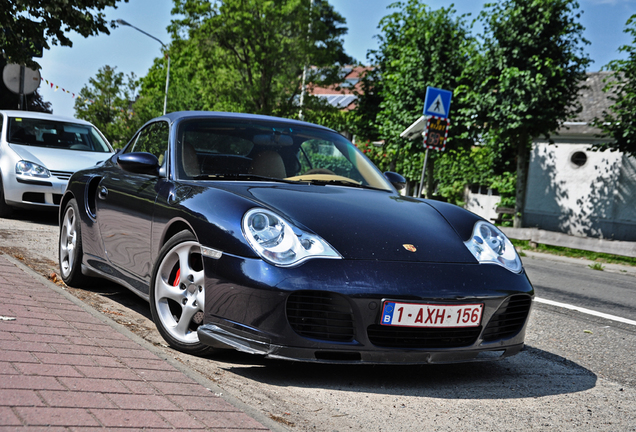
[173,268,181,288]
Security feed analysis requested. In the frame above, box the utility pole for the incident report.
[298,0,314,121]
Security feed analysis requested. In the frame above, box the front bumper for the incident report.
[4,173,68,208]
[198,253,534,364]
[198,323,525,364]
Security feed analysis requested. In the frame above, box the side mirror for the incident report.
[384,171,406,191]
[117,152,160,176]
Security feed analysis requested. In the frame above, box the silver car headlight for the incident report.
[16,161,51,178]
[242,208,342,267]
[464,220,522,273]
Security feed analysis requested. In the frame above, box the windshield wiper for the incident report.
[192,174,386,190]
[192,173,302,184]
[305,179,384,191]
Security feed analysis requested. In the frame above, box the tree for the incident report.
[137,0,351,119]
[365,0,476,194]
[592,15,636,158]
[459,0,591,227]
[74,65,139,148]
[1,0,128,69]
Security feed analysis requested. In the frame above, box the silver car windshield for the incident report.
[177,119,393,191]
[7,117,111,153]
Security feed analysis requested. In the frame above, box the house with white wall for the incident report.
[523,72,636,242]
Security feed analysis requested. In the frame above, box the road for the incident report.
[524,253,636,321]
[1,210,635,431]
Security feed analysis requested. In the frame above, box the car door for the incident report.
[95,120,170,294]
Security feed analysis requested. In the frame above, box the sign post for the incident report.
[2,64,41,111]
[418,87,452,197]
[418,116,450,197]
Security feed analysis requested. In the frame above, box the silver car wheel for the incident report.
[59,204,78,279]
[153,240,205,344]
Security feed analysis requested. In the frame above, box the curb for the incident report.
[519,249,636,277]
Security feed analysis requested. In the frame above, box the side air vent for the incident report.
[482,295,532,342]
[286,291,355,342]
[367,325,481,348]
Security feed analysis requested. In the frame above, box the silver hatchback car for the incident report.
[0,110,114,216]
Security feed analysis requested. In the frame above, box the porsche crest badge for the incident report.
[403,244,417,252]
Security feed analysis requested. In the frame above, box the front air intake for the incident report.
[367,325,481,348]
[286,291,355,342]
[482,295,532,342]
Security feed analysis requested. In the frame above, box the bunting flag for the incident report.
[41,77,94,104]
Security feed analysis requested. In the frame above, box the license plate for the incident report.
[381,301,483,328]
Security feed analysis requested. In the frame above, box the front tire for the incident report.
[59,199,89,287]
[150,230,215,356]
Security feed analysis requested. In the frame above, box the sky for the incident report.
[30,0,636,119]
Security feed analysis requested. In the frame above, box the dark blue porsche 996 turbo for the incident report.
[59,111,533,364]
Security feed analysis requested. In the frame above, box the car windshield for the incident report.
[177,119,393,191]
[7,117,111,152]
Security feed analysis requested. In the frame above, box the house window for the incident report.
[570,151,587,167]
[469,185,500,196]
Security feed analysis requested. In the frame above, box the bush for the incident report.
[434,145,516,223]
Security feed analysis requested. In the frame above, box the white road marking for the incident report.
[535,297,636,326]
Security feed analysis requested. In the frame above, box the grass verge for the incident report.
[510,239,636,267]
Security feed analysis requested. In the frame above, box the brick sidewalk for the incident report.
[0,255,270,431]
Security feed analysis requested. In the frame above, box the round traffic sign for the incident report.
[2,64,41,95]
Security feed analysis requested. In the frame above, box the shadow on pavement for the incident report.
[68,278,154,321]
[7,208,59,226]
[215,346,597,400]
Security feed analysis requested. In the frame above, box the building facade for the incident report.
[524,72,636,241]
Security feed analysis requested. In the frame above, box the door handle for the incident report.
[98,186,108,200]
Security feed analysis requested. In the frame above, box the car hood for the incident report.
[9,144,112,172]
[216,183,478,264]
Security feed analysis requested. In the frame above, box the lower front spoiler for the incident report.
[197,324,524,365]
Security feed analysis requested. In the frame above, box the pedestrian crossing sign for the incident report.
[423,87,452,119]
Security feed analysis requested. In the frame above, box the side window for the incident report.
[125,121,169,165]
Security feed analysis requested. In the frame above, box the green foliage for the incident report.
[137,0,351,117]
[489,171,517,209]
[457,0,591,226]
[367,0,476,180]
[354,141,392,172]
[74,66,140,148]
[300,95,356,133]
[592,15,636,158]
[1,0,128,68]
[433,145,516,211]
[301,153,354,177]
[459,0,590,142]
[299,140,358,178]
[348,67,383,142]
[588,262,605,271]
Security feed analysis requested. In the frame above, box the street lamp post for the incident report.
[116,19,170,115]
[298,0,314,121]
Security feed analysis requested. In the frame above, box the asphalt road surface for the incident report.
[1,209,635,431]
[523,253,636,321]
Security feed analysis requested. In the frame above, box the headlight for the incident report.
[242,208,341,267]
[464,220,522,273]
[16,161,50,178]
